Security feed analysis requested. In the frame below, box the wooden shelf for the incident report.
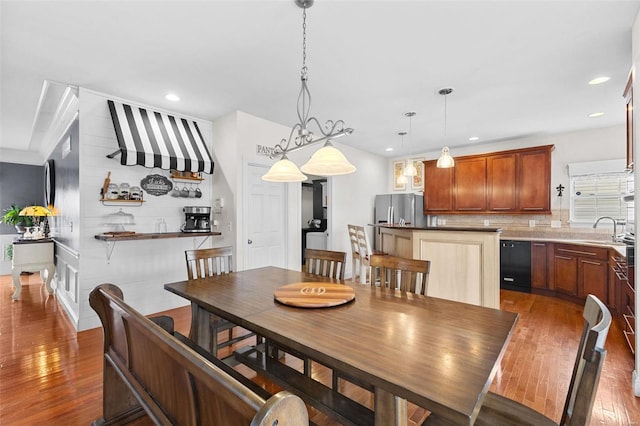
[100,199,145,206]
[95,231,221,242]
[171,176,204,182]
[170,171,204,182]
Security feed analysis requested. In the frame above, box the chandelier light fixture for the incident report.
[403,111,417,177]
[436,88,455,168]
[262,0,356,182]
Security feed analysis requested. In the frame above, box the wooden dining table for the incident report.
[164,266,518,426]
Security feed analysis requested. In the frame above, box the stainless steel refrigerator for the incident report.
[373,193,427,250]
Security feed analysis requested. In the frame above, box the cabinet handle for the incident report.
[522,207,544,210]
[556,255,572,260]
[492,207,512,210]
[533,243,546,247]
[503,277,515,282]
[582,260,602,266]
[558,248,597,257]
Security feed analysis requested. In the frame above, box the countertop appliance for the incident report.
[181,206,211,233]
[373,193,427,250]
[500,240,531,293]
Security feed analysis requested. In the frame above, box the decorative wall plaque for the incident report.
[140,174,173,196]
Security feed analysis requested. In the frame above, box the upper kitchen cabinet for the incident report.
[487,153,517,212]
[518,146,552,212]
[423,145,553,215]
[454,157,487,211]
[424,161,453,212]
[624,70,634,172]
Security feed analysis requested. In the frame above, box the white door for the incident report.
[245,163,286,269]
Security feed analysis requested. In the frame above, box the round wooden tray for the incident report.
[274,282,355,308]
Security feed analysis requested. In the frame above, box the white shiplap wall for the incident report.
[75,89,221,331]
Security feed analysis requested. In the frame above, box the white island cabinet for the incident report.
[376,225,502,309]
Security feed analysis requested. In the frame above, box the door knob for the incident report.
[248,239,253,244]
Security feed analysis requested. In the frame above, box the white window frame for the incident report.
[568,159,632,226]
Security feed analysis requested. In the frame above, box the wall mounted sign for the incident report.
[140,174,173,196]
[256,145,275,157]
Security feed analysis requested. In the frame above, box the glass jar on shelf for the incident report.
[107,183,119,200]
[118,183,130,200]
[130,186,142,200]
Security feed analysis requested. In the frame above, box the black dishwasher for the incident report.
[500,240,531,293]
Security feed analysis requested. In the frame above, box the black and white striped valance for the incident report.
[107,100,214,174]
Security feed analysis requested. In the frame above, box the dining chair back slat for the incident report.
[186,246,233,280]
[370,254,431,295]
[304,248,346,280]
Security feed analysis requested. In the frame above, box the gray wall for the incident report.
[47,119,80,251]
[0,162,44,234]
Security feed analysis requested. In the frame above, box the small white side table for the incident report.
[11,239,55,300]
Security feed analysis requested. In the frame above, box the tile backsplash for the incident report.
[431,209,628,240]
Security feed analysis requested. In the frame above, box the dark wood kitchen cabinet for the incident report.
[424,160,453,212]
[553,243,608,303]
[487,153,517,212]
[518,148,551,212]
[454,157,486,211]
[423,145,553,215]
[531,242,551,290]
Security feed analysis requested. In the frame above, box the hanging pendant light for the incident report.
[262,155,308,182]
[300,140,356,175]
[437,88,455,168]
[261,0,355,182]
[402,112,417,177]
[436,146,455,168]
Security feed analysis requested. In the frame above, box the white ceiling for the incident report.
[1,0,639,163]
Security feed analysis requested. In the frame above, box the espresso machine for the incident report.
[181,206,211,233]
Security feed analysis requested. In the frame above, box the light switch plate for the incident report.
[529,220,536,227]
[551,220,562,228]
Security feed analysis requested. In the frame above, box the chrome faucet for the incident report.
[592,216,618,242]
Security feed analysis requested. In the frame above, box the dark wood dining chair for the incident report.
[423,294,612,426]
[303,248,347,280]
[185,247,255,357]
[370,254,431,295]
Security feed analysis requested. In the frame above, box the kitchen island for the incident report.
[372,224,502,309]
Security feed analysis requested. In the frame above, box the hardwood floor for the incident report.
[0,273,638,425]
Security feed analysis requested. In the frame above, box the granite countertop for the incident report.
[500,232,627,256]
[370,224,502,233]
[369,224,627,255]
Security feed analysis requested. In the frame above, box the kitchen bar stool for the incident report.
[347,224,375,284]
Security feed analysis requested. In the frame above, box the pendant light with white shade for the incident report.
[436,88,455,168]
[262,0,355,182]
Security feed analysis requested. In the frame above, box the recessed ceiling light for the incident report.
[165,93,180,102]
[588,77,610,85]
[588,112,605,118]
[385,147,394,152]
[469,136,480,141]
